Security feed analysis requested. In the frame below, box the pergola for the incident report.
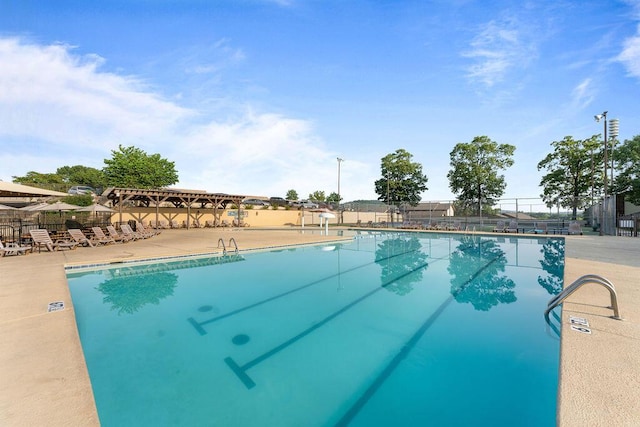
[103,187,247,229]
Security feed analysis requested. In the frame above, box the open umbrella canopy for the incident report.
[31,201,81,211]
[0,203,17,210]
[20,203,50,211]
[76,204,115,213]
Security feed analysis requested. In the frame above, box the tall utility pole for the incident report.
[337,157,343,224]
[594,111,607,236]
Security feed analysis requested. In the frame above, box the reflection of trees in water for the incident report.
[375,236,428,296]
[448,236,516,311]
[97,272,178,315]
[538,238,565,295]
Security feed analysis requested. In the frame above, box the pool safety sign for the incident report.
[569,316,591,334]
[48,301,65,312]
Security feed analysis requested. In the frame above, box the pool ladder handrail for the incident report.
[217,238,239,255]
[544,274,622,321]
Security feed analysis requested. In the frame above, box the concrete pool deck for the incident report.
[0,228,638,426]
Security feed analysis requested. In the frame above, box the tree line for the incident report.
[13,134,640,219]
[374,133,640,220]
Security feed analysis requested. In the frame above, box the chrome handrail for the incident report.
[544,274,622,321]
[217,238,227,255]
[228,238,238,254]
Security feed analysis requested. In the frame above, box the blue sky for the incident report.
[1,0,639,206]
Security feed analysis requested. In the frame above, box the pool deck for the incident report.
[0,228,638,426]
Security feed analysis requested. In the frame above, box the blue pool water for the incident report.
[66,231,564,426]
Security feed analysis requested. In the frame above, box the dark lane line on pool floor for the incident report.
[223,256,437,390]
[187,245,423,335]
[334,254,502,427]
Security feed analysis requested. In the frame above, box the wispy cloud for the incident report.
[462,15,538,88]
[0,37,374,200]
[571,78,595,109]
[616,24,640,79]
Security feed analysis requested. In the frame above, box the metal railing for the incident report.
[544,274,622,321]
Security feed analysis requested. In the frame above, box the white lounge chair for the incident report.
[493,220,506,232]
[29,229,77,252]
[505,220,518,233]
[106,225,133,242]
[68,229,96,247]
[0,240,32,256]
[568,222,583,235]
[91,227,117,245]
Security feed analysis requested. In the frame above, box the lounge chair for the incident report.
[136,221,159,237]
[447,221,461,231]
[121,223,147,240]
[68,229,96,247]
[493,220,506,232]
[106,225,133,242]
[568,222,583,235]
[91,227,117,244]
[530,222,548,234]
[0,240,32,256]
[29,229,77,252]
[505,220,518,233]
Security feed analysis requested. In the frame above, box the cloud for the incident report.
[0,37,376,201]
[616,25,640,78]
[571,78,594,109]
[462,16,538,88]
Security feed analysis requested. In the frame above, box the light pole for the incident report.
[336,157,343,224]
[594,111,607,236]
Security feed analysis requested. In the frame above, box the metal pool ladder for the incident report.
[217,238,239,255]
[544,274,622,321]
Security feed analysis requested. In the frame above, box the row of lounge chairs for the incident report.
[13,222,161,253]
[148,219,248,228]
[493,220,583,235]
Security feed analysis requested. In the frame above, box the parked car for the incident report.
[68,185,96,195]
[269,197,290,207]
[242,198,269,206]
[292,200,319,209]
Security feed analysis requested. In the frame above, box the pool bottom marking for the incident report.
[335,253,503,427]
[223,259,431,391]
[187,246,421,336]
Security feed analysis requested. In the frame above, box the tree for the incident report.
[56,165,106,189]
[308,190,326,202]
[285,189,298,201]
[612,135,640,205]
[103,145,178,189]
[13,171,64,185]
[447,136,515,216]
[326,192,342,203]
[537,135,600,220]
[374,149,428,216]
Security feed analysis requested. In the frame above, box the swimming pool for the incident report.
[66,231,564,426]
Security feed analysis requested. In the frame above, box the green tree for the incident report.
[57,165,106,189]
[537,135,600,220]
[326,192,342,204]
[374,149,428,217]
[612,135,640,205]
[285,189,298,201]
[13,171,64,185]
[447,136,515,216]
[103,145,178,189]
[308,190,326,202]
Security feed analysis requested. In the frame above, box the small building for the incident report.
[404,202,455,220]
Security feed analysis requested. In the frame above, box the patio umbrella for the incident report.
[0,203,17,210]
[19,203,49,211]
[76,204,115,214]
[31,201,81,211]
